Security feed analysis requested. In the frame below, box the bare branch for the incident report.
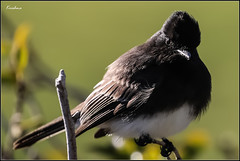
[55,69,77,159]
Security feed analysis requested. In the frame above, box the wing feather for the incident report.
[75,79,155,137]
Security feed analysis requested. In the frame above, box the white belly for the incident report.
[101,103,194,139]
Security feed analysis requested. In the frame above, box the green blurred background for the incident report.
[1,1,239,160]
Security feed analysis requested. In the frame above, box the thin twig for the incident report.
[152,139,182,160]
[55,69,77,160]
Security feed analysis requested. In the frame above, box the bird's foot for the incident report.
[134,134,153,146]
[160,137,174,157]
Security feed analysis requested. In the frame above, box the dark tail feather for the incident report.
[13,103,83,150]
[13,116,64,150]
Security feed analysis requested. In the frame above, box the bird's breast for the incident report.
[100,102,195,139]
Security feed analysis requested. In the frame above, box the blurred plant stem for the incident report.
[3,23,31,159]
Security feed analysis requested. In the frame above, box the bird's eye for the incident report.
[165,39,170,45]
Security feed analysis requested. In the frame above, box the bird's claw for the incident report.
[134,134,153,146]
[160,137,174,157]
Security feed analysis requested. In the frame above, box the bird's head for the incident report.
[161,11,201,49]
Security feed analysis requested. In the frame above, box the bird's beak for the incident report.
[176,49,191,60]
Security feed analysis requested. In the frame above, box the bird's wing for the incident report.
[74,46,192,137]
[75,78,155,137]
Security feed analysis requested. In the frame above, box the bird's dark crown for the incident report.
[161,11,201,49]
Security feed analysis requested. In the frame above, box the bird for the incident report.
[13,10,211,154]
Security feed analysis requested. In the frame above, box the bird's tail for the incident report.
[13,104,82,150]
[13,115,66,150]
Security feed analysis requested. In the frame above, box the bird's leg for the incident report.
[134,135,181,160]
[134,134,153,146]
[151,137,181,160]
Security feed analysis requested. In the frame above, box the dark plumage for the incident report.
[13,11,211,150]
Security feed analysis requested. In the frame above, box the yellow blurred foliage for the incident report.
[9,23,31,81]
[42,149,67,160]
[180,128,211,159]
[142,144,161,160]
[1,40,15,81]
[185,128,210,148]
[13,24,31,48]
[121,139,138,154]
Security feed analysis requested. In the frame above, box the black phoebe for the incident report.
[13,11,211,151]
